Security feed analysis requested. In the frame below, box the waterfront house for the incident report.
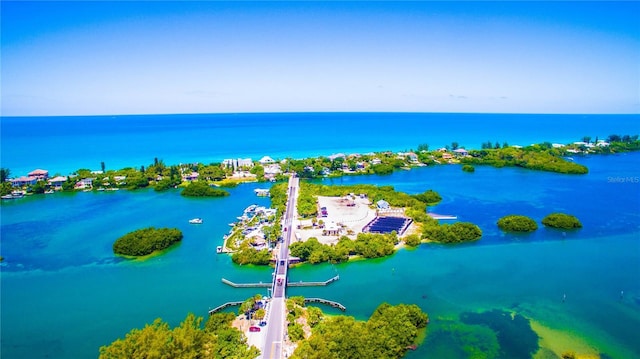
[442,153,454,161]
[28,169,49,180]
[596,141,610,147]
[10,176,38,187]
[48,176,68,190]
[406,152,419,163]
[453,149,469,157]
[371,158,382,165]
[75,178,94,190]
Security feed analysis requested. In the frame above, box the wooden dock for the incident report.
[287,275,340,287]
[304,297,346,311]
[221,278,271,288]
[208,301,244,315]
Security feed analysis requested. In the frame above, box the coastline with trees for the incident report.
[2,134,639,199]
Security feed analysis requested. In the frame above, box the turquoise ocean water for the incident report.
[1,113,639,358]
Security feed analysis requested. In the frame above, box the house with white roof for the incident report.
[48,176,68,190]
[259,156,275,165]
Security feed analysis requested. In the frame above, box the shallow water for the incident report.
[1,152,639,358]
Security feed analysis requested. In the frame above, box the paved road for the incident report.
[261,175,298,359]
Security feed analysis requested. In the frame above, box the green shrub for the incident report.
[542,213,582,229]
[497,215,538,232]
[462,165,475,172]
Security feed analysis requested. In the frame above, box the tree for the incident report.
[101,161,106,173]
[0,168,10,182]
[607,134,621,143]
[582,136,591,144]
[451,142,459,150]
[417,143,429,152]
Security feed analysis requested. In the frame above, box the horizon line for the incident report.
[2,110,639,118]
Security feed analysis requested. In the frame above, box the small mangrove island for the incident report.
[113,227,183,257]
[181,180,230,197]
[542,213,583,229]
[497,215,538,232]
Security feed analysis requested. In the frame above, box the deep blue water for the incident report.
[2,112,638,176]
[1,113,639,358]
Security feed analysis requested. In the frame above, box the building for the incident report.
[442,153,453,160]
[223,158,254,170]
[453,149,469,157]
[328,153,346,161]
[10,176,38,187]
[259,156,275,165]
[377,199,390,209]
[48,176,68,190]
[322,222,341,236]
[28,169,49,180]
[183,172,199,181]
[75,178,94,189]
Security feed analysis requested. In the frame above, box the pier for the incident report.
[221,278,271,288]
[208,301,244,315]
[287,275,340,287]
[428,212,458,220]
[304,298,346,311]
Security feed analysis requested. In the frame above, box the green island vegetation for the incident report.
[113,227,183,257]
[542,213,583,229]
[461,145,589,174]
[2,134,639,198]
[283,182,480,264]
[286,296,428,359]
[98,311,260,359]
[99,296,427,359]
[462,164,475,172]
[297,182,441,220]
[181,180,230,197]
[497,215,539,232]
[422,222,483,243]
[290,234,398,264]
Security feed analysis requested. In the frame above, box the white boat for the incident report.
[44,190,54,194]
[216,246,223,253]
[189,218,203,224]
[2,191,26,199]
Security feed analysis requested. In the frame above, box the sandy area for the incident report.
[293,195,377,245]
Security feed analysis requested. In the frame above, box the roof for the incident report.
[49,176,68,182]
[28,169,48,175]
[11,176,38,182]
[453,148,468,153]
[259,156,274,163]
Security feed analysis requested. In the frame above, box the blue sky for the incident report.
[1,1,638,116]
